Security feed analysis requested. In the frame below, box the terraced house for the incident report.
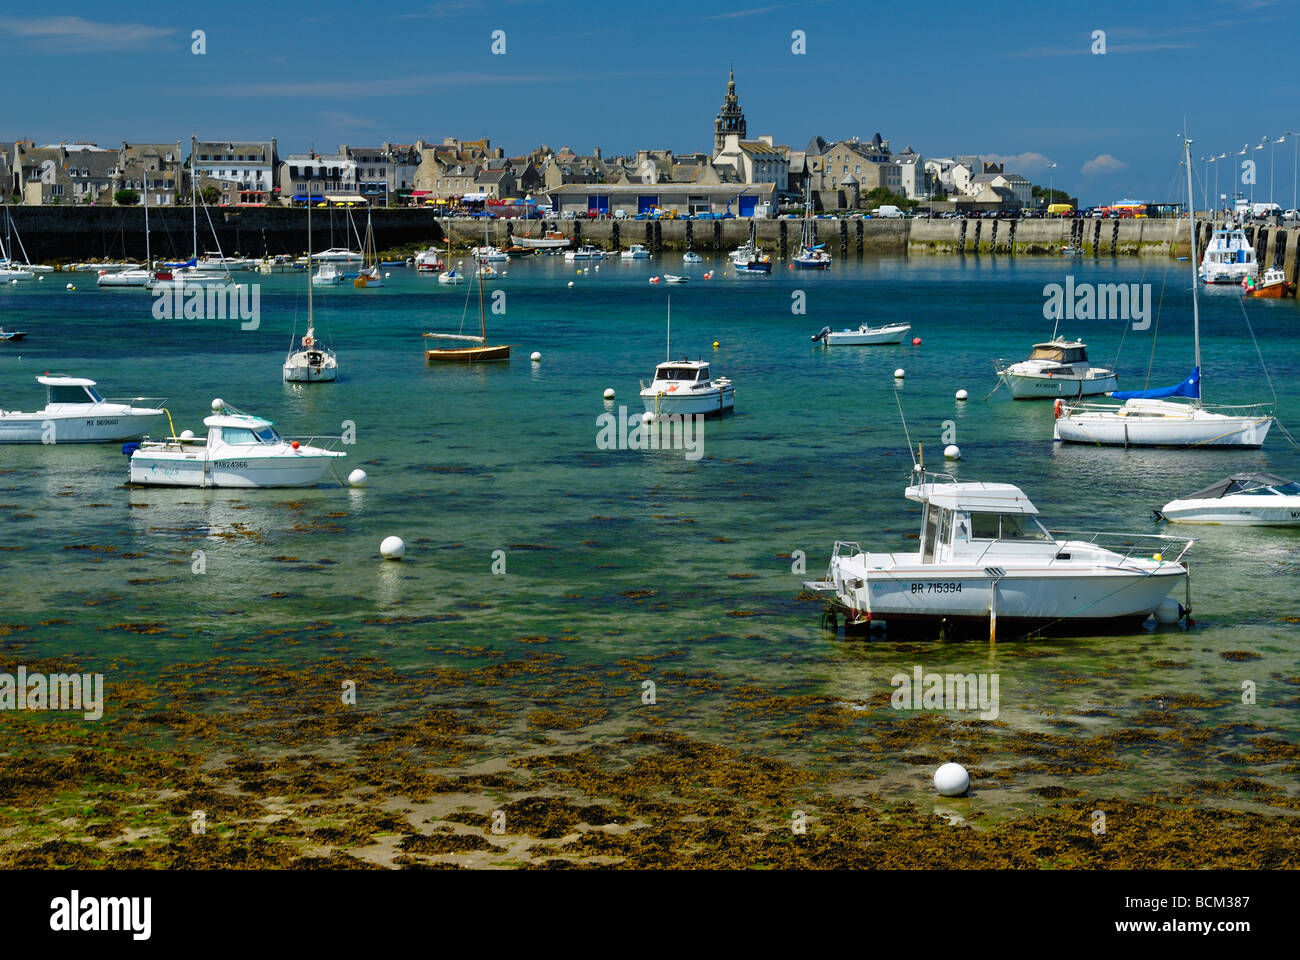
[13,141,115,204]
[191,139,278,204]
[115,141,184,206]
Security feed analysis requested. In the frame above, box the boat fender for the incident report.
[1053,399,1063,419]
[121,442,140,457]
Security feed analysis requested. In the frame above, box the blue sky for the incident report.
[2,0,1298,206]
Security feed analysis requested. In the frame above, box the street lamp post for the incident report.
[1047,161,1056,213]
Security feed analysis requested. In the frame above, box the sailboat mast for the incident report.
[191,135,197,262]
[1183,136,1202,391]
[307,181,314,326]
[477,217,487,340]
[143,162,151,268]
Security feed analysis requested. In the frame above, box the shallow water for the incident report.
[1,252,1297,819]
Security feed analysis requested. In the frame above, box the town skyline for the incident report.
[2,0,1298,208]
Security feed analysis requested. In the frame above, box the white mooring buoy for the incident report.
[380,536,405,560]
[956,389,968,401]
[348,468,368,487]
[530,351,541,362]
[934,762,970,797]
[894,368,906,379]
[944,444,961,460]
[603,388,615,400]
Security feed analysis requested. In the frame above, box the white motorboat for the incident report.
[639,298,734,417]
[197,255,253,271]
[414,248,445,272]
[312,262,344,286]
[97,267,152,287]
[662,273,688,284]
[810,468,1193,639]
[256,255,304,274]
[313,247,362,263]
[283,327,338,382]
[564,244,605,261]
[994,338,1118,398]
[1055,138,1274,449]
[683,251,704,263]
[147,267,235,289]
[0,265,35,281]
[729,238,772,274]
[471,245,507,262]
[1199,225,1258,284]
[812,322,911,346]
[0,375,166,444]
[1157,473,1300,526]
[127,399,345,488]
[622,244,650,260]
[516,233,571,249]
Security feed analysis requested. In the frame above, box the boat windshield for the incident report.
[970,512,1052,541]
[222,426,279,445]
[1242,481,1300,496]
[1028,345,1086,363]
[49,385,102,403]
[656,366,705,381]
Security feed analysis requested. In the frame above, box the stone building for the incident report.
[191,139,278,203]
[713,69,747,154]
[116,142,183,206]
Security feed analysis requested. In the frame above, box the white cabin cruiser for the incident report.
[812,322,911,346]
[414,248,445,272]
[1157,473,1300,526]
[0,376,166,443]
[312,262,344,286]
[621,244,650,260]
[283,327,338,382]
[564,244,606,261]
[640,358,734,417]
[1199,226,1258,284]
[313,247,362,263]
[471,245,507,262]
[682,251,704,263]
[811,470,1193,639]
[127,399,345,488]
[995,338,1118,399]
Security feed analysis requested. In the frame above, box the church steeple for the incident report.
[713,68,747,154]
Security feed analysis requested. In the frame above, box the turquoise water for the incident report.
[2,253,1297,811]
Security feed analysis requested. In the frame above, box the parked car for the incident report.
[1283,209,1299,221]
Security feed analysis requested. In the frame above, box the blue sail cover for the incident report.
[1111,367,1200,400]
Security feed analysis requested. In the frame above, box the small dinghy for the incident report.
[663,274,688,284]
[1157,473,1300,526]
[812,322,911,346]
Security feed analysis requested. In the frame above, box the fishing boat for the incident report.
[792,182,832,269]
[414,248,446,272]
[812,322,911,346]
[994,338,1118,399]
[424,223,510,363]
[809,465,1193,639]
[0,328,27,341]
[517,232,570,249]
[1199,224,1258,284]
[639,298,734,417]
[0,375,166,443]
[1054,138,1275,449]
[683,251,704,263]
[1242,266,1295,298]
[564,244,605,261]
[285,191,339,382]
[729,225,772,274]
[312,262,344,286]
[663,273,688,284]
[126,398,346,488]
[1157,473,1300,526]
[621,244,650,260]
[353,208,384,287]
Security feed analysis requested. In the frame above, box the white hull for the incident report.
[1200,264,1256,284]
[1054,401,1272,448]
[148,271,233,288]
[0,268,34,281]
[517,237,570,249]
[130,452,339,488]
[313,249,362,263]
[640,384,735,417]
[0,408,165,443]
[437,272,464,285]
[97,269,152,287]
[1161,503,1300,525]
[824,323,911,345]
[1002,371,1118,398]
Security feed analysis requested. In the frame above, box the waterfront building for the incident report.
[115,142,183,206]
[340,143,421,205]
[713,68,747,154]
[192,139,278,203]
[279,151,359,205]
[713,133,789,192]
[13,141,115,204]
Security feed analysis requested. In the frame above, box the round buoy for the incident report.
[603,388,615,400]
[894,368,906,379]
[66,283,75,290]
[567,281,574,288]
[530,351,541,362]
[649,276,660,283]
[348,468,367,487]
[944,444,961,460]
[912,337,922,346]
[380,536,405,560]
[934,762,970,797]
[1154,597,1182,624]
[384,272,391,279]
[712,341,719,348]
[955,389,968,401]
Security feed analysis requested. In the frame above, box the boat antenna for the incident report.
[666,294,671,361]
[893,388,918,472]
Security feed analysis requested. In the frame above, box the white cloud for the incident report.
[0,15,175,51]
[982,152,1054,174]
[1082,154,1128,176]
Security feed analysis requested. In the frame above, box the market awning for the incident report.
[326,194,365,204]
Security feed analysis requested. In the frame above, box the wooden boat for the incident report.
[1242,266,1296,298]
[425,219,511,363]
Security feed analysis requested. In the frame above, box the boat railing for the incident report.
[1201,402,1274,416]
[103,396,168,409]
[283,434,345,452]
[1049,529,1195,565]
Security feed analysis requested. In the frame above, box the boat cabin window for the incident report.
[49,384,101,403]
[921,507,943,562]
[253,426,279,443]
[969,512,1052,541]
[656,366,705,381]
[221,426,275,445]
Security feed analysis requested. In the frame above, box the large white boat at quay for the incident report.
[0,376,166,443]
[995,338,1118,399]
[1054,138,1274,449]
[809,467,1194,639]
[126,399,346,487]
[1199,224,1258,284]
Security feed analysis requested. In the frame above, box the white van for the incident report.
[872,205,904,219]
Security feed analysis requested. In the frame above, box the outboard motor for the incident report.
[811,325,831,342]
